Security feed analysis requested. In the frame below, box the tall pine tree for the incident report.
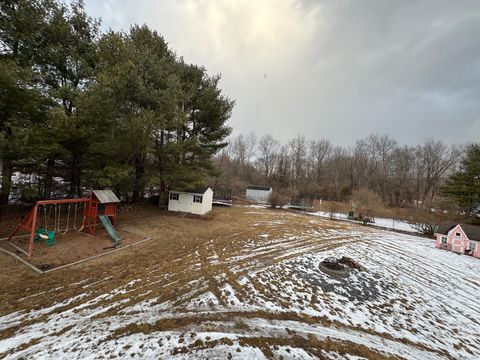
[0,0,51,207]
[442,144,480,213]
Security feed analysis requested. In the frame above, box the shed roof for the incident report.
[247,185,272,191]
[92,190,120,203]
[435,223,480,241]
[171,187,211,195]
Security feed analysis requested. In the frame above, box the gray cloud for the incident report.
[83,0,480,145]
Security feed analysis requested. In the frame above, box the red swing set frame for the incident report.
[7,191,119,257]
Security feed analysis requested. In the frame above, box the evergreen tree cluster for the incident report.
[0,0,233,206]
[442,144,480,213]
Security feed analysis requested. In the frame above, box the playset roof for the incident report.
[92,190,120,204]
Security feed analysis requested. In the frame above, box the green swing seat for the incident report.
[34,228,56,246]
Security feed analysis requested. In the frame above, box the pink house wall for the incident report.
[435,225,480,258]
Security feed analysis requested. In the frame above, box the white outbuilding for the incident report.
[167,187,213,215]
[246,185,272,204]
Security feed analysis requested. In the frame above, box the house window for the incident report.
[469,242,477,251]
[194,195,203,203]
[456,232,461,237]
[441,236,447,244]
[170,193,179,201]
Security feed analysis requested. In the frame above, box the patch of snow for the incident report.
[311,211,420,233]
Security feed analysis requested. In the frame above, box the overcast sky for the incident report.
[82,0,480,146]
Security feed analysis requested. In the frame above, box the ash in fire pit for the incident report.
[321,257,345,271]
[338,256,365,271]
[319,256,366,277]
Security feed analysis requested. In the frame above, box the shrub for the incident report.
[351,188,383,224]
[408,208,441,236]
[268,189,292,208]
[327,202,338,219]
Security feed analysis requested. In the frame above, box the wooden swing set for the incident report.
[7,190,120,257]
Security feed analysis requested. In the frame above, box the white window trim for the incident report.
[193,195,203,203]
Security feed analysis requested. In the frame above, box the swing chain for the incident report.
[78,201,86,232]
[73,203,78,230]
[55,204,61,232]
[43,205,48,229]
[53,205,57,231]
[63,204,71,234]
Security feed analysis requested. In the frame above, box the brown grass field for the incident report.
[0,205,478,359]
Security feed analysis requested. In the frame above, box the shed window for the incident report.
[469,242,477,251]
[455,232,461,237]
[194,195,203,203]
[441,236,447,244]
[170,193,179,201]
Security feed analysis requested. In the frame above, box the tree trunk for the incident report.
[69,155,81,197]
[132,155,144,203]
[0,159,13,208]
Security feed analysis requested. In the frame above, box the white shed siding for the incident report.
[191,196,202,214]
[167,188,213,215]
[246,188,272,204]
[192,188,213,215]
[168,193,191,212]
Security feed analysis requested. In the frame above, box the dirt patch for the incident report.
[232,197,254,206]
[0,228,150,270]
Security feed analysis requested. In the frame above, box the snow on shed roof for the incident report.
[247,185,272,191]
[435,223,480,241]
[92,190,120,203]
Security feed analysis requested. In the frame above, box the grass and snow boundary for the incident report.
[311,210,421,233]
[1,207,479,359]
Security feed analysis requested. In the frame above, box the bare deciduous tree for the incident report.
[232,132,257,176]
[309,138,332,188]
[213,132,467,215]
[257,134,279,184]
[415,139,459,208]
[289,135,307,188]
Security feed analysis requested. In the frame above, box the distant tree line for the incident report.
[214,133,479,214]
[0,0,233,209]
[2,1,478,217]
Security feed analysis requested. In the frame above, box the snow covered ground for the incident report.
[0,210,479,359]
[311,210,421,233]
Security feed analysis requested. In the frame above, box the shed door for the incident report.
[452,238,463,253]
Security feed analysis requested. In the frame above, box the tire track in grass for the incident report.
[93,311,448,360]
[368,244,480,318]
[341,241,480,356]
[227,235,357,275]
[347,242,480,320]
[1,208,473,359]
[375,237,480,296]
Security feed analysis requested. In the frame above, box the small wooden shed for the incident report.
[167,187,213,215]
[246,185,272,204]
